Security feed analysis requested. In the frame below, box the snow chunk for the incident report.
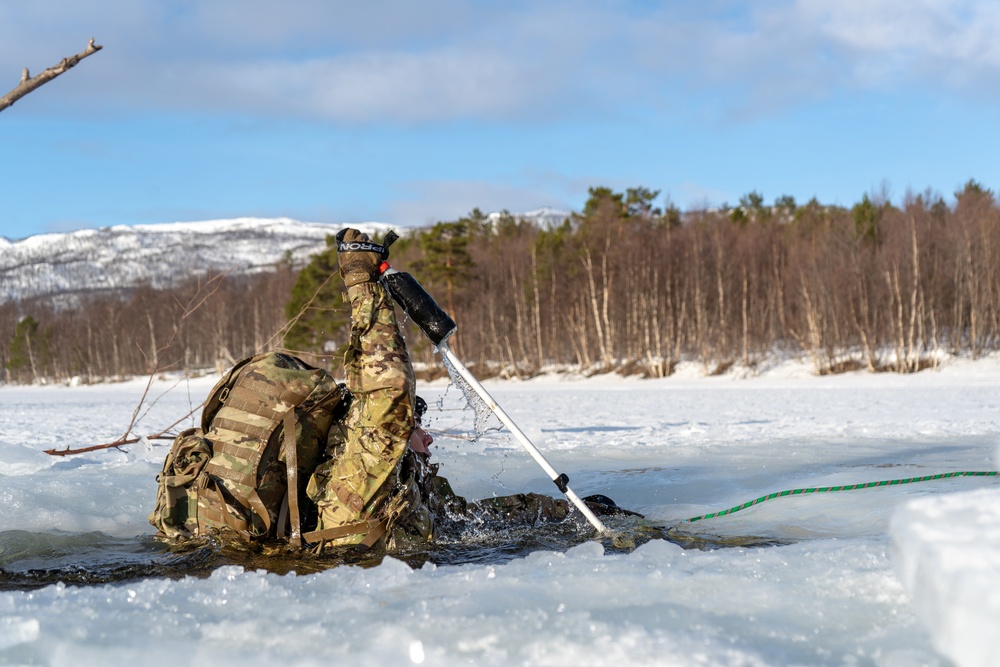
[891,488,1000,667]
[0,616,40,649]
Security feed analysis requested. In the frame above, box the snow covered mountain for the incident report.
[485,206,570,228]
[0,218,393,304]
[0,210,570,304]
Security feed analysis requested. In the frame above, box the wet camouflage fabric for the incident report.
[146,352,345,541]
[466,492,569,523]
[383,450,571,549]
[383,450,441,548]
[197,352,342,538]
[306,281,416,547]
[148,428,212,539]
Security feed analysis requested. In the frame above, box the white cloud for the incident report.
[385,179,575,227]
[205,49,539,122]
[4,0,1000,123]
[768,0,1000,92]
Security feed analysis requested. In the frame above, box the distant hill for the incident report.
[0,210,570,304]
[485,207,570,228]
[0,217,391,305]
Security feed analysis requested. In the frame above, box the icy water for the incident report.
[0,515,663,592]
[1,506,777,592]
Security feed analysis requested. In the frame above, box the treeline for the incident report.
[2,180,999,384]
[382,182,999,378]
[0,268,297,384]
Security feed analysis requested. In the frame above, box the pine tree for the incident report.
[7,315,51,382]
[582,186,625,221]
[852,194,881,243]
[415,219,475,321]
[625,186,662,219]
[283,236,351,366]
[731,190,770,224]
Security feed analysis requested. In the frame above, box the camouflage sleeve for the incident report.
[311,281,416,545]
[344,281,415,402]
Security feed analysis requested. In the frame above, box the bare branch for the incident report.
[0,38,103,113]
[44,405,202,456]
[46,272,227,457]
[115,273,229,445]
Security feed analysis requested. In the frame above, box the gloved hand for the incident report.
[335,228,386,287]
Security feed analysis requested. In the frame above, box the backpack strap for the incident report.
[202,377,315,536]
[283,408,303,548]
[302,517,389,550]
[197,476,252,540]
[199,459,271,533]
[276,496,289,539]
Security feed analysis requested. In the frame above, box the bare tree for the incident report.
[0,38,102,113]
[9,183,1000,391]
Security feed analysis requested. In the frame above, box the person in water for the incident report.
[304,228,637,551]
[151,228,635,551]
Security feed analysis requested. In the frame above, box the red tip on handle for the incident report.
[379,261,391,274]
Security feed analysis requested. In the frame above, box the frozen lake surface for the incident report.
[1,356,999,666]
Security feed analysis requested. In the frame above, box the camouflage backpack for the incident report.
[147,427,213,539]
[149,352,347,546]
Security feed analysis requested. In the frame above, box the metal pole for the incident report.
[438,342,608,534]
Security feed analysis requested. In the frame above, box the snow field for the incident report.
[1,355,999,665]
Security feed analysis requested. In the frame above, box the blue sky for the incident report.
[2,0,999,240]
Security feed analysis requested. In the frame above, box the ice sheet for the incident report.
[1,355,999,665]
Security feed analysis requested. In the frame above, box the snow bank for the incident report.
[891,486,1000,667]
[0,538,933,666]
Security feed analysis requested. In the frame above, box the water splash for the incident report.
[439,351,499,440]
[434,352,515,488]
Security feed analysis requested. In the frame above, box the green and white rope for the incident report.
[686,471,1000,523]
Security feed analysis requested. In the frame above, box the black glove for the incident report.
[335,228,387,287]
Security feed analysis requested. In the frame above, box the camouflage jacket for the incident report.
[304,281,417,548]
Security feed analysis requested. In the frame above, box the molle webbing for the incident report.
[197,352,344,546]
[203,377,310,492]
[211,416,276,442]
[209,439,261,461]
[196,352,342,541]
[222,385,286,421]
[227,381,310,414]
[202,463,252,485]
